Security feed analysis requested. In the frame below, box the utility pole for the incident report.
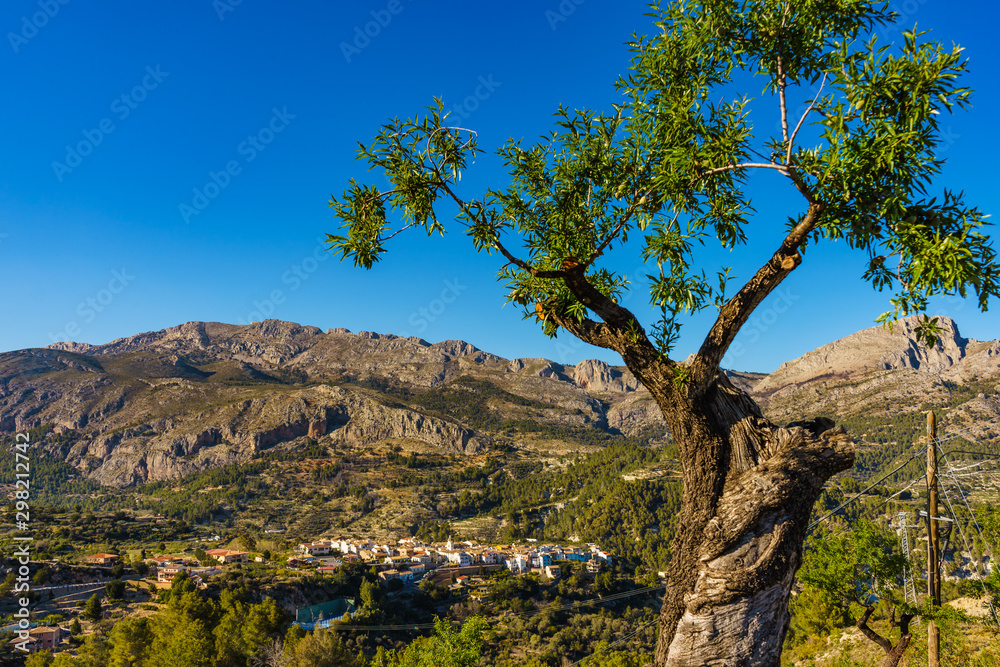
[927,410,940,667]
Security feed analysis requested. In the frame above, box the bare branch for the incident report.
[777,4,791,147]
[697,162,792,180]
[856,606,893,654]
[689,202,824,388]
[786,168,818,204]
[381,220,423,243]
[787,73,828,164]
[585,186,657,266]
[777,52,789,146]
[421,151,564,280]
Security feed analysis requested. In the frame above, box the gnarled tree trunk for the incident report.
[647,371,854,666]
[856,605,914,667]
[548,243,854,665]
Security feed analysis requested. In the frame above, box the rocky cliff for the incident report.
[5,315,996,488]
[2,320,659,487]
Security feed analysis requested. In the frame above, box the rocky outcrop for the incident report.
[8,315,997,489]
[47,385,484,487]
[607,391,666,436]
[573,359,640,393]
[755,315,968,394]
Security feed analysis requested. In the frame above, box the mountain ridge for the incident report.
[3,315,997,489]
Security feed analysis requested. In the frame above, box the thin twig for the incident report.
[425,126,479,161]
[586,186,657,265]
[698,162,791,179]
[380,220,422,242]
[787,73,828,164]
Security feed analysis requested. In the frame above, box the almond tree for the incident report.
[326,1,998,664]
[797,521,915,667]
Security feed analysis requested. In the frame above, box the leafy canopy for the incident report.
[328,0,996,365]
[799,520,910,612]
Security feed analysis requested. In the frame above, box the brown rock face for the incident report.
[755,315,969,394]
[0,320,636,487]
[6,315,994,489]
[573,359,640,393]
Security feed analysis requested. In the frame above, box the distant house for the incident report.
[531,553,553,568]
[157,563,187,583]
[443,551,473,567]
[10,626,60,654]
[149,556,178,566]
[383,556,411,567]
[296,542,332,556]
[85,553,119,565]
[205,549,248,564]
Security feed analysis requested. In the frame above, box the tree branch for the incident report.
[380,220,422,243]
[777,52,789,146]
[697,162,792,180]
[547,311,619,351]
[856,605,893,654]
[423,155,566,280]
[585,186,657,266]
[548,294,675,395]
[787,74,827,164]
[689,202,824,389]
[545,264,676,387]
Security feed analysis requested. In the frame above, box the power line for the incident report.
[807,419,1000,532]
[935,464,998,623]
[940,450,999,624]
[808,445,928,531]
[567,617,659,666]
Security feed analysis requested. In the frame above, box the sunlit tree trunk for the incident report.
[639,372,854,666]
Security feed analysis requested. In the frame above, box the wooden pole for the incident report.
[927,410,940,667]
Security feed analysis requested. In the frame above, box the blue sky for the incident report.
[2,0,998,373]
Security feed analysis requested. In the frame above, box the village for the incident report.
[4,536,615,653]
[291,535,614,586]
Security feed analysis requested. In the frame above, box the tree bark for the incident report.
[856,605,914,667]
[550,259,853,666]
[646,371,854,667]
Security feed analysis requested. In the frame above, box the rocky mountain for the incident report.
[0,321,667,487]
[2,315,997,489]
[755,316,972,394]
[756,316,1000,459]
